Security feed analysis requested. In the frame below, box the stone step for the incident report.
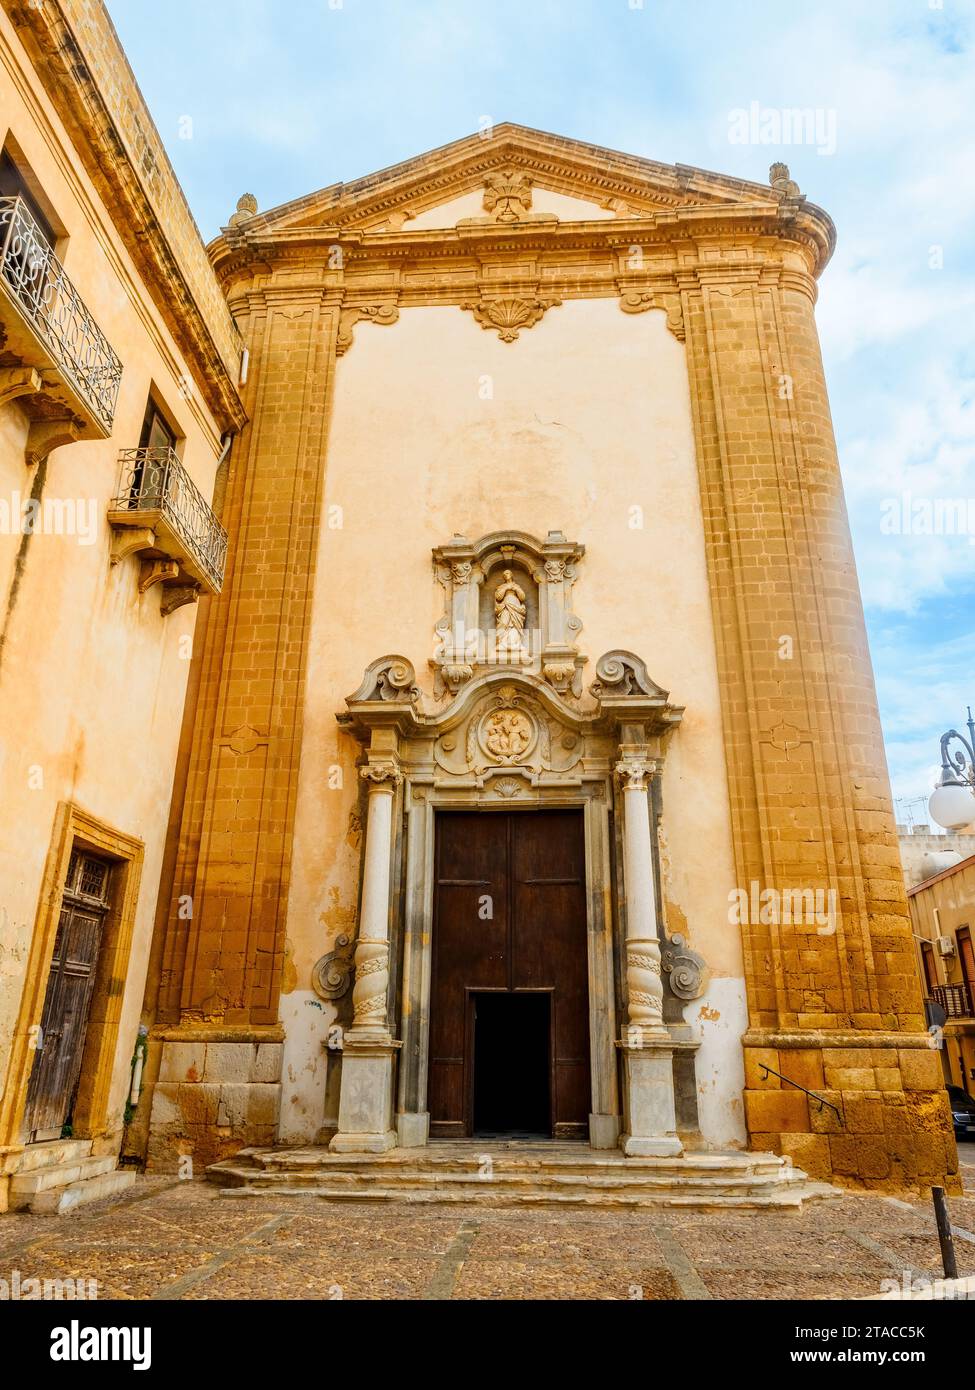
[212,1161,807,1192]
[242,1162,790,1184]
[248,1150,791,1180]
[28,1169,136,1216]
[9,1154,119,1206]
[12,1138,93,1175]
[217,1180,829,1211]
[206,1143,838,1211]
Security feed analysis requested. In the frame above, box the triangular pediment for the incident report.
[241,123,784,237]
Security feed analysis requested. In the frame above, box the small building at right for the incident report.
[908,853,975,1098]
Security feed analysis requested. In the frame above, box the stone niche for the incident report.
[432,529,586,697]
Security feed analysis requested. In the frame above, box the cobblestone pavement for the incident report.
[1,1148,973,1301]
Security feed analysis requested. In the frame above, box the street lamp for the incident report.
[928,706,975,831]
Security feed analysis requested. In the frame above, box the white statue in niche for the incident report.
[493,569,528,659]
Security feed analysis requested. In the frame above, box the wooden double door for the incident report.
[23,850,111,1143]
[429,809,591,1139]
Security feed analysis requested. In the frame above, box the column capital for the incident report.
[614,757,660,792]
[360,761,403,790]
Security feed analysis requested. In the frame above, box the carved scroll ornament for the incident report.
[661,933,708,1001]
[312,933,355,1000]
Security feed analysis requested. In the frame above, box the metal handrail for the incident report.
[932,982,973,1020]
[0,195,122,431]
[111,447,227,591]
[758,1063,843,1122]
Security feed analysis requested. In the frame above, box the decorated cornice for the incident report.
[213,236,823,357]
[338,657,682,746]
[208,133,834,357]
[214,199,831,277]
[211,213,831,349]
[219,124,820,237]
[208,123,835,308]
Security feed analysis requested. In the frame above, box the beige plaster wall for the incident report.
[0,12,224,1147]
[282,295,747,1146]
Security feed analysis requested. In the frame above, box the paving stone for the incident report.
[468,1221,666,1262]
[671,1228,890,1274]
[265,1213,456,1257]
[181,1252,439,1301]
[452,1259,681,1301]
[701,1268,885,1301]
[0,1171,971,1300]
[33,1241,220,1299]
[868,1232,975,1276]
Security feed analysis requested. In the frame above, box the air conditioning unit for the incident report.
[936,936,955,957]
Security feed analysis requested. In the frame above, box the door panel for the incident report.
[429,809,590,1138]
[512,811,590,1136]
[428,812,508,1135]
[23,904,104,1141]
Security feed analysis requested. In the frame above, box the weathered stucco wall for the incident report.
[280,296,746,1148]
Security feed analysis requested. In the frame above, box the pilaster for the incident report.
[146,284,341,1168]
[681,258,956,1189]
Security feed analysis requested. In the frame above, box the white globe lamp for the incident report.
[928,712,975,831]
[928,779,975,832]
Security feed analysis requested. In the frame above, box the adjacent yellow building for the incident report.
[908,854,975,1096]
[0,0,243,1212]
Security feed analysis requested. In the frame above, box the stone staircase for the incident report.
[207,1140,838,1210]
[9,1139,136,1215]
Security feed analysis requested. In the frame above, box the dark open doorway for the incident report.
[471,990,551,1138]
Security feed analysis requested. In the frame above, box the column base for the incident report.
[620,1133,683,1158]
[329,1129,398,1155]
[588,1113,621,1150]
[329,1030,401,1155]
[617,1032,682,1158]
[396,1111,429,1148]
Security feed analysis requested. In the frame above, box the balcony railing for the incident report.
[932,982,974,1020]
[110,447,227,593]
[0,195,122,432]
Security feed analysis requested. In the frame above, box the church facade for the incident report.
[141,127,956,1190]
[0,0,957,1210]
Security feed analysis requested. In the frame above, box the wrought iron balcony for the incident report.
[932,982,974,1020]
[108,447,227,596]
[0,195,122,433]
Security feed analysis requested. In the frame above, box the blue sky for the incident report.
[106,0,975,819]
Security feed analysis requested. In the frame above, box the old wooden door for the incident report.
[429,809,590,1139]
[22,851,111,1143]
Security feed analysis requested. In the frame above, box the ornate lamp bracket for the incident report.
[938,723,975,788]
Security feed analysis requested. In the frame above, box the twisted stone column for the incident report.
[330,761,403,1153]
[617,758,667,1037]
[349,765,399,1033]
[615,756,681,1156]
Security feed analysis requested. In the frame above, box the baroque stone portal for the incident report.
[329,651,707,1157]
